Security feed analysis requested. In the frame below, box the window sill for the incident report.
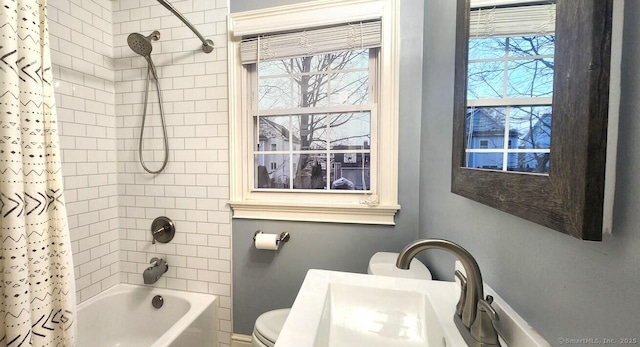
[228,200,400,225]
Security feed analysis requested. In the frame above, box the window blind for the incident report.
[240,20,382,64]
[470,3,556,37]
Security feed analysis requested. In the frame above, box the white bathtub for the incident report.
[77,284,217,347]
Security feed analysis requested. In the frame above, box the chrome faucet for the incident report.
[143,257,168,284]
[396,239,500,347]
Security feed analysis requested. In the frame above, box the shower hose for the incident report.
[139,62,169,174]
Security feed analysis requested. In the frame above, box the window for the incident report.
[253,49,374,191]
[228,0,400,224]
[465,2,555,174]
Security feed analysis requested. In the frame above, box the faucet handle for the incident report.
[454,270,467,317]
[470,295,501,346]
[478,296,499,321]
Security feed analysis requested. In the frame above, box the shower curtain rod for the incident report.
[156,0,214,53]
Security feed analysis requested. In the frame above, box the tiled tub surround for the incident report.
[48,0,120,304]
[49,0,231,346]
[113,0,232,346]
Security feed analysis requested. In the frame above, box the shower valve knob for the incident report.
[150,216,175,244]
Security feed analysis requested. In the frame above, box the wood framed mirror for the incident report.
[451,0,613,240]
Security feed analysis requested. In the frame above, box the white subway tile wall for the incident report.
[49,0,120,304]
[49,0,232,346]
[113,0,232,346]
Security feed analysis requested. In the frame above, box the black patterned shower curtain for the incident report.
[0,0,77,345]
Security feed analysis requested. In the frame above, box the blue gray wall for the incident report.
[231,0,640,341]
[230,0,425,335]
[420,0,640,342]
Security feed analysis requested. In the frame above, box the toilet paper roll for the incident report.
[255,233,279,250]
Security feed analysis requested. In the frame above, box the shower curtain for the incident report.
[0,0,77,345]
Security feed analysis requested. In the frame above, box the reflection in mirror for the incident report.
[466,1,555,174]
[452,0,613,240]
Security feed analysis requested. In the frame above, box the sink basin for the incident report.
[275,269,468,347]
[314,283,445,347]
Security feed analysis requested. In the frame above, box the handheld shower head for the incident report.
[127,31,161,80]
[127,31,160,57]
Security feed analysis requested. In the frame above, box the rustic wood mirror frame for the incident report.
[451,0,613,241]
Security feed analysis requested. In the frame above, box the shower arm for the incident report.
[156,0,214,53]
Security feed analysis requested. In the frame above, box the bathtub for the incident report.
[77,284,217,347]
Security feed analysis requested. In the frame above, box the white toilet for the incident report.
[251,308,291,347]
[250,252,432,347]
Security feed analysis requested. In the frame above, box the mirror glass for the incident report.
[465,1,555,174]
[452,0,613,240]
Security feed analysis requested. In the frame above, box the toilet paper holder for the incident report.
[253,230,290,245]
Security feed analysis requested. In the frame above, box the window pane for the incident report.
[299,73,329,107]
[258,51,371,110]
[258,116,292,151]
[259,77,292,109]
[467,61,504,99]
[510,106,552,149]
[329,49,369,70]
[469,37,506,60]
[465,106,553,172]
[292,153,327,189]
[258,59,292,76]
[465,152,503,170]
[508,153,550,174]
[332,153,370,191]
[507,58,554,98]
[507,36,555,57]
[466,107,506,150]
[329,112,370,150]
[255,154,290,189]
[292,114,328,150]
[329,71,369,105]
[468,35,555,100]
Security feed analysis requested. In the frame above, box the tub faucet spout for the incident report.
[396,239,500,347]
[143,257,168,284]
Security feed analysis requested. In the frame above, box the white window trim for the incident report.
[227,0,400,225]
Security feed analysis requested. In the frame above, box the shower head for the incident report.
[127,31,160,57]
[127,31,161,80]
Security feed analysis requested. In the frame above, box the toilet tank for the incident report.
[367,252,432,280]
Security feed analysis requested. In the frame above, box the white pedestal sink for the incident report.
[275,269,468,347]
